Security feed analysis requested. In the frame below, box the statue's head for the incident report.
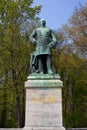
[39,19,46,27]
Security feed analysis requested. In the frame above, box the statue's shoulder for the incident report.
[32,28,40,33]
[36,27,51,30]
[45,27,51,31]
[46,27,53,33]
[35,27,41,32]
[47,27,51,30]
[35,27,52,33]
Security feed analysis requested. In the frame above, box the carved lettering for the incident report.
[32,96,58,103]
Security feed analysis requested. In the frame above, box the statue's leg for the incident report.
[30,53,33,70]
[46,55,54,74]
[38,55,44,74]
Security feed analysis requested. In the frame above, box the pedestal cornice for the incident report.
[25,74,63,88]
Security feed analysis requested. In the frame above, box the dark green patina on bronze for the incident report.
[29,19,57,74]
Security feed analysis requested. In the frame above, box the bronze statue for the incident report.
[29,19,57,74]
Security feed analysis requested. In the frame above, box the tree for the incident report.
[0,0,41,127]
[53,3,87,127]
[63,3,87,58]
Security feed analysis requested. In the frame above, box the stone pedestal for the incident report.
[24,74,65,130]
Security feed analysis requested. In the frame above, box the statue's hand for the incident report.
[47,42,55,49]
[46,44,52,48]
[32,39,37,45]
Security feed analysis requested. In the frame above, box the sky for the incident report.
[33,0,87,29]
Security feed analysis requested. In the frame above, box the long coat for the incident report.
[29,27,57,56]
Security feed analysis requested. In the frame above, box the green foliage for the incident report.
[64,110,87,128]
[53,46,87,128]
[63,3,87,57]
[53,3,87,128]
[0,0,41,128]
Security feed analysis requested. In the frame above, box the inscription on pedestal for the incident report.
[32,96,58,103]
[25,88,63,127]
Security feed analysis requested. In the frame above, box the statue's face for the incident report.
[39,19,46,27]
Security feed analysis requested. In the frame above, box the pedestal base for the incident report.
[24,127,65,130]
[25,74,65,130]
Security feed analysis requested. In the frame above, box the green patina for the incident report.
[29,19,57,75]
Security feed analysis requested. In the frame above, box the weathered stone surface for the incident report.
[0,127,65,130]
[0,128,87,130]
[28,74,60,80]
[25,74,62,88]
[25,74,64,129]
[23,126,65,130]
[25,88,63,127]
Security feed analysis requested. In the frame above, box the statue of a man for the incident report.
[29,19,57,74]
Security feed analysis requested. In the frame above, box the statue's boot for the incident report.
[48,69,54,74]
[47,55,54,74]
[38,56,44,74]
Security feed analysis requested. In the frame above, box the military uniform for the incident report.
[29,27,57,74]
